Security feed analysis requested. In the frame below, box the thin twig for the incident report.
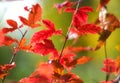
[2,29,28,83]
[104,42,108,59]
[58,0,82,61]
[104,42,110,82]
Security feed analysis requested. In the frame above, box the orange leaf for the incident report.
[115,56,120,75]
[77,56,91,64]
[28,3,42,28]
[28,4,42,24]
[68,46,93,52]
[61,73,83,83]
[51,60,64,77]
[19,3,42,28]
[19,38,31,52]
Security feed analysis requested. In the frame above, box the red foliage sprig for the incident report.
[0,0,120,83]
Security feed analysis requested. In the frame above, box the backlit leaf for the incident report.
[79,6,93,13]
[115,56,120,75]
[72,6,93,26]
[77,56,92,64]
[19,16,29,25]
[60,73,83,83]
[51,60,64,79]
[7,19,18,28]
[32,39,57,56]
[42,19,55,30]
[0,32,17,47]
[31,20,62,44]
[31,30,53,44]
[0,62,16,80]
[78,24,101,35]
[102,58,116,73]
[19,38,32,52]
[1,19,18,33]
[19,63,53,83]
[19,3,42,28]
[54,1,74,14]
[28,3,42,26]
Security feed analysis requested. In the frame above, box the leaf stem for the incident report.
[104,42,110,82]
[2,29,28,83]
[58,0,82,61]
[104,42,108,59]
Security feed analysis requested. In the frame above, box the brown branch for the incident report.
[104,42,110,82]
[58,0,82,61]
[2,29,28,83]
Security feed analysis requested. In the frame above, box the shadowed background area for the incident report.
[0,0,120,83]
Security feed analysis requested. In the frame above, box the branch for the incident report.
[58,0,82,61]
[2,29,28,83]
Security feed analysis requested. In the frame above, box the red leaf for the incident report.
[28,4,42,25]
[31,63,54,78]
[19,63,53,83]
[0,31,17,46]
[72,6,93,27]
[54,1,74,14]
[72,12,87,27]
[0,62,16,80]
[79,6,93,13]
[2,28,15,33]
[42,19,55,30]
[60,73,84,83]
[7,19,18,28]
[31,30,53,44]
[24,6,29,11]
[78,24,101,35]
[1,19,18,33]
[102,58,117,73]
[31,20,62,44]
[19,3,42,28]
[64,7,75,12]
[72,14,82,28]
[4,36,16,46]
[19,16,29,25]
[19,76,49,83]
[32,39,57,56]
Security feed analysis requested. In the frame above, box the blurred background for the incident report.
[0,0,120,83]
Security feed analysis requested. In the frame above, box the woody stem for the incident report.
[2,29,28,83]
[58,0,82,61]
[104,42,110,82]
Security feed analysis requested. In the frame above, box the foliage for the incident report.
[0,0,120,83]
